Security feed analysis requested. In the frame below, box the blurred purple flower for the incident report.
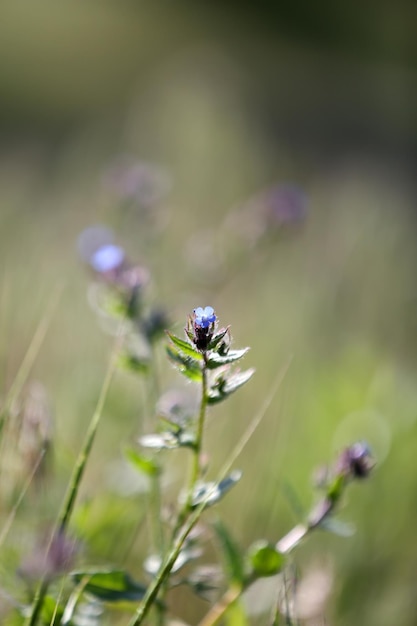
[20,530,78,582]
[102,156,171,208]
[91,244,125,273]
[336,441,374,479]
[262,184,308,226]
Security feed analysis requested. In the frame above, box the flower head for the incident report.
[91,244,125,273]
[336,441,374,479]
[190,306,217,352]
[193,306,216,329]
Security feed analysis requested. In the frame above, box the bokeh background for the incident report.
[1,1,417,624]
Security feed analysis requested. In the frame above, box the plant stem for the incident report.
[186,362,207,510]
[0,287,61,466]
[58,352,116,531]
[128,360,209,626]
[24,341,118,626]
[197,585,241,626]
[127,493,209,626]
[25,580,49,626]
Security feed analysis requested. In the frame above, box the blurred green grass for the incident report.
[0,1,417,624]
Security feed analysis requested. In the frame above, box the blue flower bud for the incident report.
[192,306,217,351]
[193,306,216,329]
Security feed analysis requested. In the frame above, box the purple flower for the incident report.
[336,442,374,479]
[91,244,125,273]
[193,306,216,329]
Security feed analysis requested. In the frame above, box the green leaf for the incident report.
[71,569,147,603]
[40,595,66,625]
[327,474,346,503]
[191,470,242,508]
[118,352,149,373]
[208,369,255,405]
[206,348,250,369]
[213,520,245,587]
[247,540,285,578]
[207,327,230,351]
[125,448,160,477]
[166,345,202,381]
[167,332,203,360]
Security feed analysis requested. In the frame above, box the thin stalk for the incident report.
[197,586,241,626]
[186,362,207,510]
[170,358,208,544]
[0,287,61,458]
[58,350,117,531]
[0,449,46,550]
[127,481,216,626]
[25,333,120,626]
[25,580,49,626]
[150,472,164,557]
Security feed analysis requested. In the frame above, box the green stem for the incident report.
[0,287,61,465]
[197,585,241,626]
[24,345,118,626]
[58,354,116,531]
[171,359,208,541]
[25,580,49,626]
[128,359,209,626]
[186,362,207,509]
[127,493,209,626]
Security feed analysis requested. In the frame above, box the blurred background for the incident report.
[0,0,417,624]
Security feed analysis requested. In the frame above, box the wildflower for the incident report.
[20,530,78,583]
[193,307,216,329]
[102,156,171,209]
[91,244,125,274]
[192,306,216,352]
[336,441,374,479]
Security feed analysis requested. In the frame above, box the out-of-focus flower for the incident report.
[79,225,151,322]
[90,244,125,274]
[20,530,78,583]
[78,226,127,277]
[102,156,171,209]
[193,306,216,329]
[224,183,308,249]
[336,441,374,479]
[262,184,308,226]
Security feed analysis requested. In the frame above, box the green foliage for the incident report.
[71,570,147,604]
[190,470,243,509]
[246,540,285,578]
[166,332,203,360]
[125,448,160,477]
[166,344,203,381]
[213,520,246,587]
[208,369,255,405]
[206,348,250,369]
